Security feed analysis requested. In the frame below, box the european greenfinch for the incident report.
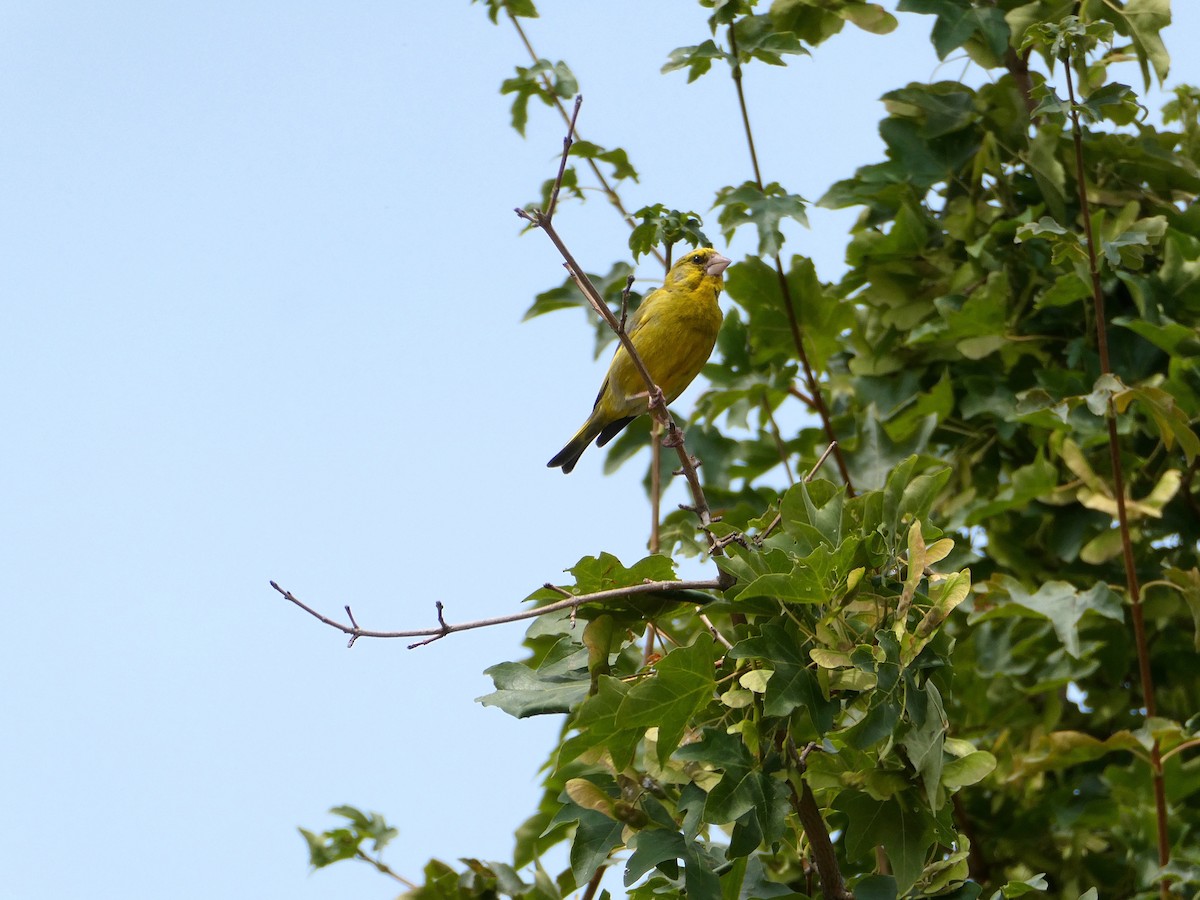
[548,247,731,473]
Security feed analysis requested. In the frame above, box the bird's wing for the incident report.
[624,287,663,338]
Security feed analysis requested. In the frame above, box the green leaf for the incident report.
[1117,0,1171,87]
[729,621,839,728]
[500,59,576,135]
[850,416,939,493]
[770,0,897,44]
[662,39,727,82]
[683,841,723,900]
[912,2,1008,62]
[566,808,625,886]
[836,791,933,894]
[565,676,640,770]
[998,873,1049,897]
[1115,316,1200,355]
[902,682,946,809]
[779,476,845,550]
[478,649,591,718]
[971,577,1124,659]
[853,874,899,900]
[730,14,810,66]
[940,750,997,790]
[620,636,717,765]
[1080,82,1142,127]
[625,828,685,883]
[629,205,710,259]
[473,0,538,25]
[567,552,678,593]
[1119,383,1200,463]
[714,181,808,256]
[569,140,638,181]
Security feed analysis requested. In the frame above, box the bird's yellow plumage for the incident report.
[548,247,731,474]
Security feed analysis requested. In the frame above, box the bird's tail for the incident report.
[547,417,603,474]
[547,413,637,474]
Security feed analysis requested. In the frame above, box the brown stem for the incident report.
[270,577,724,647]
[354,851,418,889]
[650,419,663,553]
[785,741,851,900]
[764,395,796,485]
[547,95,582,220]
[580,864,607,900]
[788,383,815,408]
[516,102,718,530]
[726,24,855,496]
[1004,47,1037,118]
[1063,57,1169,895]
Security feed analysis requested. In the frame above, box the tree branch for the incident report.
[786,740,851,900]
[726,24,855,497]
[516,98,720,532]
[1063,56,1170,897]
[270,578,724,649]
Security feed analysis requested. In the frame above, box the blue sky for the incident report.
[3,3,1196,898]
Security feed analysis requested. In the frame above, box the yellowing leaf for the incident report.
[565,779,616,817]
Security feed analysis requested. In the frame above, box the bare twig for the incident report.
[1063,58,1169,896]
[547,95,582,220]
[756,441,839,543]
[650,419,663,554]
[764,395,796,485]
[270,578,723,648]
[407,601,451,649]
[788,383,815,408]
[806,441,839,482]
[697,609,734,649]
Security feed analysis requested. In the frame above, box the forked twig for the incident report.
[270,578,723,650]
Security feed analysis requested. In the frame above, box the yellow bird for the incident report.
[548,247,731,474]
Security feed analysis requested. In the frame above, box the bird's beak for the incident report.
[706,253,732,277]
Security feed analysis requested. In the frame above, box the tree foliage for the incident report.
[303,1,1200,898]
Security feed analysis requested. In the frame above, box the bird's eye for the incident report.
[692,254,703,264]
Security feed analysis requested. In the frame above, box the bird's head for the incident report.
[666,247,732,291]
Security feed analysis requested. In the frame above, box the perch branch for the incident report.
[516,97,719,531]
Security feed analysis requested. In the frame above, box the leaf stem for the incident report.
[354,851,418,889]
